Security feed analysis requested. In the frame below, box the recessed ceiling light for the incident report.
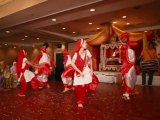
[112,21,117,24]
[122,16,127,19]
[14,46,16,48]
[89,22,92,25]
[6,31,10,33]
[72,32,76,34]
[90,9,95,12]
[5,43,7,46]
[21,39,25,41]
[62,27,66,30]
[144,30,148,32]
[96,27,100,30]
[126,22,130,25]
[25,35,28,38]
[36,38,40,40]
[52,18,56,21]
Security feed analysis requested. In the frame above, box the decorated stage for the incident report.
[94,71,160,86]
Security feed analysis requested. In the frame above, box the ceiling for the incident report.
[0,0,160,46]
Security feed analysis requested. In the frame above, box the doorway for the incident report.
[55,53,64,80]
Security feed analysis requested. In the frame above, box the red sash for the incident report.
[120,46,134,75]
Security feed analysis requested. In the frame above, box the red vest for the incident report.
[75,52,86,75]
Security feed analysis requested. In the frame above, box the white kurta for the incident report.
[128,48,135,62]
[39,53,50,65]
[20,58,35,82]
[62,55,72,84]
[65,55,72,67]
[125,48,137,89]
[72,50,92,86]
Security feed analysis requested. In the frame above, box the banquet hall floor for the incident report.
[0,80,160,120]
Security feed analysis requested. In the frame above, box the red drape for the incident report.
[92,46,100,70]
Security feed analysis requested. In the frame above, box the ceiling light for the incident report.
[14,46,16,48]
[36,38,40,40]
[72,32,76,34]
[122,16,127,19]
[62,28,66,30]
[52,18,56,21]
[6,31,10,33]
[25,35,28,38]
[144,30,148,32]
[5,43,7,46]
[21,39,24,41]
[126,22,130,25]
[96,27,100,30]
[89,22,92,25]
[90,9,95,12]
[112,21,117,24]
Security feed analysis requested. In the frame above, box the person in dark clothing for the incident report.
[140,41,158,86]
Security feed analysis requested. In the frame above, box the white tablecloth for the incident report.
[94,71,160,86]
[136,75,160,86]
[94,71,121,83]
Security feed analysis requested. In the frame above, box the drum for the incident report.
[140,59,159,71]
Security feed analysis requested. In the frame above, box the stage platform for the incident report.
[94,71,121,84]
[94,71,160,86]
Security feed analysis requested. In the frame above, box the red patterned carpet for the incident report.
[0,80,160,120]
